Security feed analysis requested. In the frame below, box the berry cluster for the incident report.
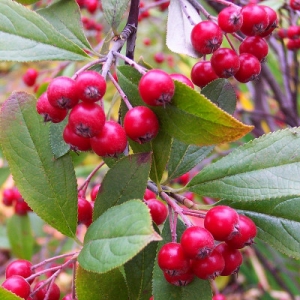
[2,187,32,215]
[277,25,300,51]
[190,4,277,87]
[157,205,257,286]
[76,0,101,14]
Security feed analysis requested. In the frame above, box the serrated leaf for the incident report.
[167,0,201,58]
[0,0,89,61]
[218,197,300,259]
[118,65,253,146]
[0,92,78,238]
[37,0,92,51]
[78,200,162,274]
[93,153,152,220]
[153,219,212,299]
[0,288,22,300]
[102,0,131,32]
[124,241,158,300]
[167,140,213,181]
[201,79,237,115]
[50,119,70,159]
[7,214,34,260]
[76,265,128,300]
[188,127,300,201]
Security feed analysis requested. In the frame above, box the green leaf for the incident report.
[153,218,212,299]
[50,119,70,159]
[0,167,10,187]
[124,240,158,300]
[0,92,78,238]
[258,0,285,10]
[0,0,89,61]
[76,265,128,300]
[167,140,213,182]
[218,197,300,259]
[7,214,34,260]
[78,200,162,274]
[0,288,22,300]
[188,128,300,201]
[201,78,237,115]
[93,153,152,220]
[37,0,92,51]
[0,225,10,250]
[102,0,131,32]
[117,65,253,146]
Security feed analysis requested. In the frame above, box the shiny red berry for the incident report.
[191,21,223,55]
[90,120,127,157]
[2,275,31,299]
[234,53,261,83]
[145,198,168,225]
[170,73,194,89]
[218,6,243,33]
[191,61,219,88]
[63,124,91,152]
[191,248,225,280]
[290,0,300,10]
[5,259,33,281]
[75,70,106,103]
[85,0,98,14]
[33,280,60,300]
[239,36,269,62]
[211,48,240,78]
[68,102,106,138]
[47,76,79,109]
[36,93,68,123]
[14,199,32,216]
[180,226,215,259]
[90,183,101,201]
[144,188,156,200]
[77,197,93,226]
[23,68,38,87]
[138,69,175,106]
[258,6,278,37]
[157,242,190,275]
[204,205,239,241]
[226,215,257,249]
[124,106,159,144]
[163,270,194,286]
[215,242,243,276]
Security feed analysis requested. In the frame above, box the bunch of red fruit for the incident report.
[190,4,278,88]
[157,205,257,286]
[1,259,75,299]
[277,25,300,51]
[2,187,32,216]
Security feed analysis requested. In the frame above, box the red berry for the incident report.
[33,280,60,300]
[155,0,170,11]
[2,188,18,206]
[290,0,300,10]
[180,226,215,259]
[157,242,190,275]
[191,248,225,280]
[234,53,261,83]
[90,120,127,157]
[286,38,300,50]
[204,205,239,241]
[75,70,106,103]
[14,198,32,215]
[191,21,223,55]
[5,259,33,281]
[144,188,156,200]
[145,198,168,225]
[85,0,98,13]
[1,275,31,299]
[169,73,194,89]
[191,60,219,88]
[90,184,101,201]
[258,6,278,37]
[215,243,243,276]
[63,124,91,152]
[226,215,257,249]
[36,93,68,123]
[138,69,175,106]
[287,25,300,39]
[154,52,165,64]
[277,28,287,39]
[163,270,194,286]
[240,5,269,36]
[239,36,269,62]
[68,102,106,138]
[47,76,79,109]
[77,197,93,226]
[23,68,38,87]
[218,6,243,33]
[211,48,240,78]
[62,294,77,300]
[124,106,159,144]
[176,173,190,185]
